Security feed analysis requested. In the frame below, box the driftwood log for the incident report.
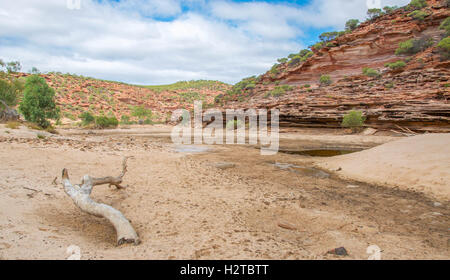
[61,157,140,246]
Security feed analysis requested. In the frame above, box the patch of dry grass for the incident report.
[5,121,21,129]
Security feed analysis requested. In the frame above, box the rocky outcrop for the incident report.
[222,0,450,132]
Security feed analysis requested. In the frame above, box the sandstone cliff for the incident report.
[220,0,450,132]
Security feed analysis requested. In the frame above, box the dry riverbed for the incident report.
[0,125,448,259]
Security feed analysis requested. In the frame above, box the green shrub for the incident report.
[362,67,380,77]
[270,64,280,75]
[341,110,366,132]
[408,10,429,21]
[277,58,288,64]
[408,0,427,10]
[385,60,407,70]
[345,19,359,31]
[367,8,383,20]
[311,41,324,50]
[440,17,450,36]
[120,115,132,124]
[19,75,59,128]
[437,37,450,60]
[395,37,433,55]
[79,111,95,125]
[383,6,398,14]
[94,115,118,129]
[131,105,152,120]
[319,75,332,86]
[385,82,395,89]
[319,31,339,42]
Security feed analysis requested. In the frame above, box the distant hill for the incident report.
[12,73,230,124]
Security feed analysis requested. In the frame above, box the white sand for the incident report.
[318,134,450,200]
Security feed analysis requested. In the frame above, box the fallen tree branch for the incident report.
[61,157,140,246]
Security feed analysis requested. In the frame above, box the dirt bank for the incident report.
[317,134,450,201]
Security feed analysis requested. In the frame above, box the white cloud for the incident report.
[0,0,411,84]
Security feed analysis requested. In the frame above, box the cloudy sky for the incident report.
[0,0,410,85]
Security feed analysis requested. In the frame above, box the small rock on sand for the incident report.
[215,162,236,170]
[277,221,297,230]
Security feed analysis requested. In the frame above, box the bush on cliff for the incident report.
[408,0,427,10]
[440,17,450,37]
[362,67,380,77]
[385,60,407,70]
[437,37,450,60]
[345,19,359,31]
[408,10,429,21]
[342,110,366,132]
[319,75,332,86]
[395,37,433,55]
[367,8,383,20]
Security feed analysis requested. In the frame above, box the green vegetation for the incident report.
[143,80,229,93]
[264,85,294,98]
[131,105,152,120]
[407,0,427,10]
[224,76,258,101]
[0,60,25,108]
[287,49,314,67]
[367,8,383,20]
[19,75,59,128]
[395,37,433,55]
[440,17,450,36]
[319,31,339,42]
[408,10,429,21]
[341,110,366,132]
[437,37,450,60]
[383,6,398,14]
[94,115,119,129]
[79,111,95,125]
[385,60,407,70]
[319,75,332,86]
[362,67,380,77]
[345,19,359,31]
[385,82,395,89]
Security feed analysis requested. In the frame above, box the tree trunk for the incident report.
[61,157,140,246]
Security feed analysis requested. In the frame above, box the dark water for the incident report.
[279,149,361,157]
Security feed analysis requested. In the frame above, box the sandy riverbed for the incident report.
[0,124,448,259]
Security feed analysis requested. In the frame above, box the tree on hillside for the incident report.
[367,8,383,20]
[19,75,60,128]
[319,31,339,42]
[6,61,21,73]
[408,0,427,10]
[345,19,359,31]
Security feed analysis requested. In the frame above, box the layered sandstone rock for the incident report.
[222,0,450,132]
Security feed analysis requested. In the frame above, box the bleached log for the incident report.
[61,157,140,246]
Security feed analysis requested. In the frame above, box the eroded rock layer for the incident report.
[222,0,450,132]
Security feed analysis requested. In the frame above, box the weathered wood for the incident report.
[61,157,140,246]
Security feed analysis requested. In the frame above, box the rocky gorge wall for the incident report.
[222,0,450,132]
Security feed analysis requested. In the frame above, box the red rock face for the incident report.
[222,0,450,132]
